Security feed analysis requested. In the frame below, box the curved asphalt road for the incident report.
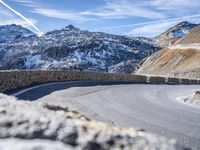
[10,81,200,149]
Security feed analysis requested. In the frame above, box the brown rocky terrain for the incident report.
[135,24,200,79]
[135,47,200,78]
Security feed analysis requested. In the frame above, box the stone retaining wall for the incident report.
[0,71,147,93]
[0,71,199,93]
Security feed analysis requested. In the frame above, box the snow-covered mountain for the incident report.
[0,24,159,74]
[0,24,35,44]
[155,21,197,48]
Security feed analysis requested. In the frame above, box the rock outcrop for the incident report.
[183,91,200,106]
[192,91,200,100]
[0,94,179,150]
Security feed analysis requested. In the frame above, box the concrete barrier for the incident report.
[165,77,179,84]
[190,79,198,85]
[181,78,190,84]
[148,76,166,84]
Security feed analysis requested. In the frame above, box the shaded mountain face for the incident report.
[155,21,197,48]
[0,24,35,44]
[0,25,159,74]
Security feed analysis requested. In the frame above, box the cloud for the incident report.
[14,0,166,21]
[1,0,43,35]
[127,21,178,37]
[126,16,200,37]
[95,14,200,31]
[151,0,200,10]
[31,8,91,22]
[0,1,41,34]
[80,0,166,19]
[2,0,200,37]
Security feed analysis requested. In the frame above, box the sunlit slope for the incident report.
[135,47,200,78]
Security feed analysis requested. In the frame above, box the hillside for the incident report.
[135,24,200,79]
[135,47,200,78]
[155,21,197,48]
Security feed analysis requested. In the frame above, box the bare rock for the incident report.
[0,94,180,150]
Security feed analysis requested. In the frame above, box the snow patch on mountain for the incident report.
[25,55,42,68]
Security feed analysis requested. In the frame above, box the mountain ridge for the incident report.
[0,24,159,74]
[0,21,198,74]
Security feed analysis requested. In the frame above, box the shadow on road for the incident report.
[6,81,136,101]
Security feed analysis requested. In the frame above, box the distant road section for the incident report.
[169,43,200,50]
[11,81,200,149]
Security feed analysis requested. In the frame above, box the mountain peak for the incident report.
[0,24,35,43]
[176,21,191,26]
[155,21,197,47]
[64,25,79,30]
[174,21,197,29]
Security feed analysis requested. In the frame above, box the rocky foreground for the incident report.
[0,94,181,150]
[184,91,200,106]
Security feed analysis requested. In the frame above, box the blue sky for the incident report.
[0,0,200,37]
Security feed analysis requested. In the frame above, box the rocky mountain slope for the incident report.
[0,24,35,44]
[0,24,159,74]
[154,21,197,47]
[176,24,200,44]
[135,24,200,79]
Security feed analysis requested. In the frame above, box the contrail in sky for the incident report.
[0,0,43,35]
[96,14,200,30]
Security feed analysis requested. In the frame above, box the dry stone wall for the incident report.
[0,71,199,93]
[0,71,147,93]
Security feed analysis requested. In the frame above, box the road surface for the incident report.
[10,81,200,149]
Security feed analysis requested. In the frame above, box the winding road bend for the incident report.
[10,81,200,149]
